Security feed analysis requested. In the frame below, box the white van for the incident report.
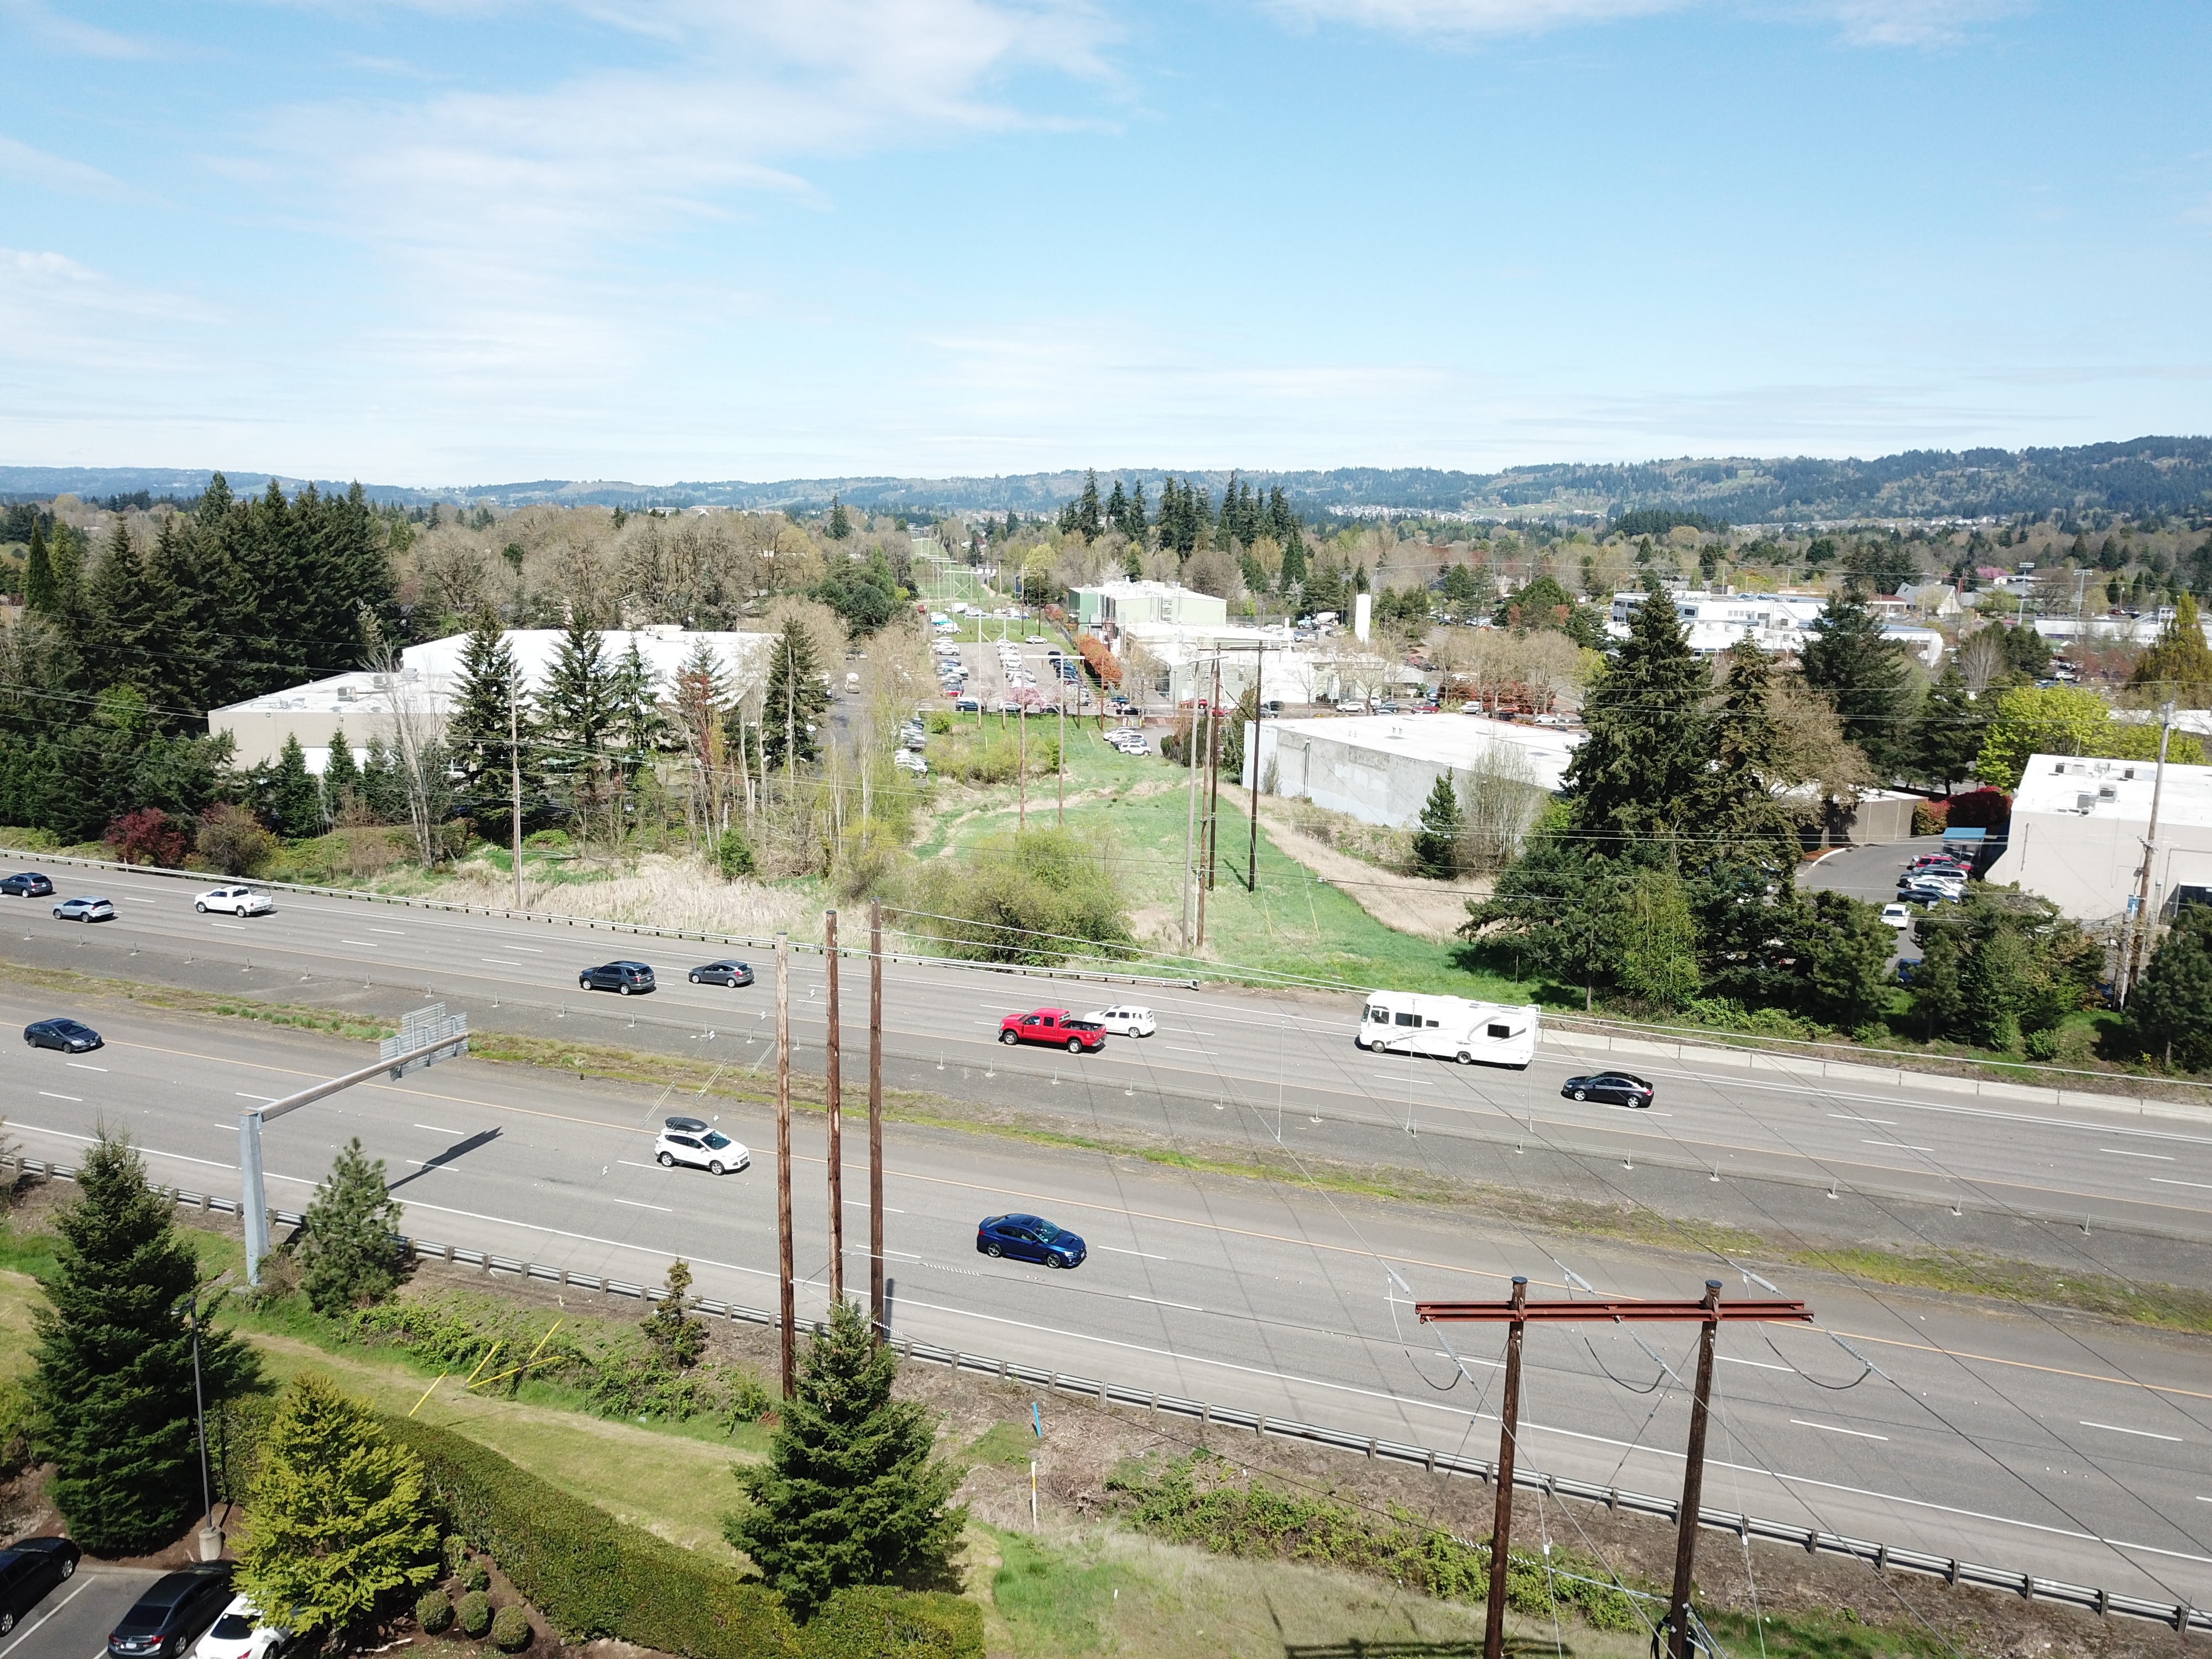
[1356,992,1540,1068]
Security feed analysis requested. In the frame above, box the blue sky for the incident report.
[1,1,2206,486]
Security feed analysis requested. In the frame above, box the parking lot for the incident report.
[0,1566,163,1659]
[928,630,1091,715]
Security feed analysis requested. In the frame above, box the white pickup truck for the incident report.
[195,885,275,916]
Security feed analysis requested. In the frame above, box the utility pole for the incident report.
[1018,707,1027,831]
[1247,641,1264,893]
[1181,685,1200,952]
[824,909,842,1304]
[509,666,524,911]
[1197,658,1220,947]
[2122,701,2177,1003]
[1482,1277,1527,1659]
[1415,1281,1811,1659]
[868,898,886,1344]
[1057,676,1066,827]
[775,932,795,1396]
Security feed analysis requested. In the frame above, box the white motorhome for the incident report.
[1356,992,1540,1068]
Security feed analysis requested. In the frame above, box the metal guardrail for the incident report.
[3,1150,2201,1635]
[0,846,1203,991]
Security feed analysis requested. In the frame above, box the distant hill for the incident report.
[6,436,2209,523]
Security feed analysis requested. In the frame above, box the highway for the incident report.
[4,928,2212,1605]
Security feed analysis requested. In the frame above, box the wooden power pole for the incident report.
[868,897,886,1343]
[1416,1280,1810,1659]
[775,932,795,1397]
[824,909,842,1305]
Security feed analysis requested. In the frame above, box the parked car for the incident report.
[687,959,754,987]
[578,961,656,994]
[976,1213,1087,1268]
[108,1563,234,1657]
[1084,1004,1157,1037]
[1559,1072,1655,1108]
[1334,700,1367,713]
[190,1592,293,1659]
[952,697,980,713]
[25,1016,102,1052]
[894,750,928,774]
[655,1114,750,1175]
[998,1008,1105,1053]
[1879,903,1914,930]
[0,871,53,897]
[195,886,274,916]
[0,1535,80,1636]
[53,896,116,922]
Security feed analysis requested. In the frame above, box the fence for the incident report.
[3,1150,2202,1635]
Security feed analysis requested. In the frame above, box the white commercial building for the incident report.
[1245,712,1578,827]
[1070,580,1227,634]
[1985,753,2212,921]
[1111,621,1424,709]
[208,627,770,771]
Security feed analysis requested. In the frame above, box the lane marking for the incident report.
[1790,1418,1889,1441]
[1095,1246,1169,1260]
[236,1093,275,1102]
[482,958,523,967]
[2080,1421,2183,1442]
[611,1197,672,1212]
[1861,1140,1934,1152]
[2153,1177,2212,1191]
[2101,1149,2176,1161]
[37,1091,81,1102]
[341,939,380,948]
[210,921,244,930]
[1129,1294,1203,1311]
[1719,1355,1792,1372]
[1829,1114,1896,1125]
[370,927,404,935]
[414,1124,467,1135]
[66,1062,107,1071]
[615,1160,661,1171]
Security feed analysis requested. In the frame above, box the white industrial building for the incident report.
[1110,621,1425,709]
[1070,580,1227,634]
[208,627,770,771]
[1606,589,1944,666]
[1985,753,2212,921]
[1244,713,1578,827]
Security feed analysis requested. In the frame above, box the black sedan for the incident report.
[578,961,655,994]
[688,959,754,987]
[107,1562,233,1657]
[976,1213,1087,1269]
[0,1536,80,1635]
[0,871,53,897]
[25,1017,102,1053]
[1560,1072,1655,1108]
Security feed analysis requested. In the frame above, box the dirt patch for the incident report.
[1238,787,1488,941]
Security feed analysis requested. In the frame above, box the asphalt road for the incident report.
[7,992,2212,1608]
[0,1567,161,1659]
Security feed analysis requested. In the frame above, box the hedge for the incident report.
[384,1417,981,1659]
[383,1416,801,1658]
[798,1588,982,1659]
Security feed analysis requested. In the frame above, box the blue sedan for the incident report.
[975,1214,1087,1269]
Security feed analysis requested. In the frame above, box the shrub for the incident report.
[444,1535,471,1573]
[462,1560,491,1593]
[383,1415,801,1657]
[799,1587,982,1658]
[197,803,278,877]
[491,1604,532,1652]
[715,828,758,880]
[416,1590,453,1633]
[904,827,1133,966]
[459,1590,494,1637]
[103,807,188,867]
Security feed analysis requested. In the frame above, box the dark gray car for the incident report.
[687,959,754,987]
[0,1536,80,1634]
[107,1563,233,1656]
[578,961,655,994]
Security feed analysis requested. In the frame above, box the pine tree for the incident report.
[1125,481,1148,547]
[828,495,852,540]
[540,610,615,795]
[641,1259,707,1369]
[2130,593,2212,707]
[1104,479,1129,539]
[725,1300,966,1620]
[234,1374,439,1643]
[1913,660,1987,792]
[1697,641,1800,868]
[1801,589,1920,776]
[607,637,667,782]
[1074,471,1102,540]
[265,733,323,838]
[761,617,828,773]
[445,610,534,820]
[23,518,55,612]
[86,520,158,690]
[2129,905,2212,1071]
[1411,774,1463,877]
[300,1139,405,1314]
[1560,587,1709,852]
[27,1133,260,1554]
[360,734,406,823]
[322,721,363,816]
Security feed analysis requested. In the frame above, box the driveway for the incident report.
[1801,835,1948,902]
[0,1565,164,1659]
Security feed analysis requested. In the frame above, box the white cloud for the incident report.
[0,247,216,373]
[1261,0,1682,37]
[0,0,160,58]
[0,135,128,195]
[1824,0,2021,47]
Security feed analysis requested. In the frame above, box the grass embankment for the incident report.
[914,718,1528,997]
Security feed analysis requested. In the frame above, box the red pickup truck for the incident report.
[998,1008,1105,1054]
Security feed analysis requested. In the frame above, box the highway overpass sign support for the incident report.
[1417,1279,1811,1659]
[239,1002,469,1286]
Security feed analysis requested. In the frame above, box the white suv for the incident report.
[1085,1004,1157,1037]
[196,886,274,916]
[654,1114,750,1176]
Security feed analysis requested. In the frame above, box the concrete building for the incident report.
[1606,589,1832,656]
[208,627,770,771]
[1985,753,2212,921]
[1070,580,1227,634]
[1109,621,1426,709]
[1245,712,1578,827]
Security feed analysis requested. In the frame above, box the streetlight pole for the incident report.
[177,1284,221,1559]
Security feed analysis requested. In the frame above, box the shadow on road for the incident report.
[389,1127,502,1191]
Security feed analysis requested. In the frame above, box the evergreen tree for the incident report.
[1960,924,2031,1051]
[1559,587,1709,852]
[27,1133,260,1553]
[445,610,535,820]
[359,734,407,823]
[234,1373,439,1643]
[1125,479,1148,547]
[1104,479,1129,539]
[86,520,160,689]
[1801,589,1919,776]
[23,518,55,612]
[300,1139,406,1314]
[725,1300,966,1620]
[539,610,615,794]
[2128,905,2212,1071]
[1695,641,1799,868]
[145,515,212,719]
[828,495,851,540]
[761,617,828,772]
[2130,593,2212,706]
[1074,471,1102,540]
[1789,889,1896,1029]
[1411,773,1463,877]
[607,637,667,783]
[322,722,362,817]
[641,1259,707,1369]
[1913,660,1987,791]
[264,732,322,838]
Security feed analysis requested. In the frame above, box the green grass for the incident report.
[969,1419,1041,1470]
[1707,1606,1950,1659]
[990,1527,1136,1655]
[912,723,1532,998]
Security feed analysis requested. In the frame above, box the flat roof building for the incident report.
[1070,581,1227,634]
[1985,752,2212,920]
[1246,712,1578,827]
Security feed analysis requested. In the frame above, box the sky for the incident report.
[1,1,2208,487]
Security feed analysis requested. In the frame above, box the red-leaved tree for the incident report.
[105,808,189,867]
